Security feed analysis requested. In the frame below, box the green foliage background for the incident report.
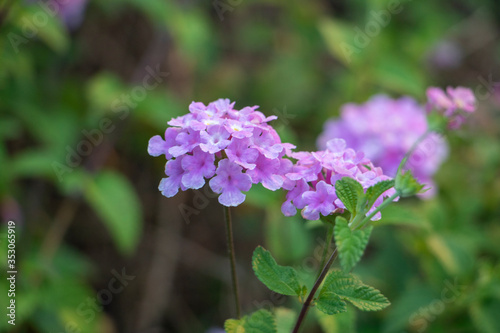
[0,0,500,332]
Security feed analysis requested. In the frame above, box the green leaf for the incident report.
[334,217,373,272]
[245,309,277,333]
[315,306,356,333]
[86,73,125,115]
[382,285,436,332]
[321,271,390,311]
[252,246,305,296]
[264,207,312,263]
[316,291,347,315]
[470,301,500,333]
[365,180,395,208]
[10,5,69,53]
[395,170,426,197]
[336,285,390,311]
[84,170,142,255]
[334,177,364,215]
[224,309,277,333]
[318,19,362,67]
[274,308,296,333]
[370,55,426,96]
[225,319,245,333]
[376,204,425,227]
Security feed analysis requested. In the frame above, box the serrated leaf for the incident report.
[245,309,277,333]
[315,306,356,333]
[225,309,277,333]
[338,285,390,311]
[316,291,347,315]
[395,170,425,197]
[321,271,390,311]
[252,246,304,296]
[335,177,364,215]
[334,217,373,272]
[225,319,245,333]
[366,180,395,208]
[84,171,142,255]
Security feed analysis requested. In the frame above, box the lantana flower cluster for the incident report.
[147,99,295,207]
[426,86,476,129]
[281,138,396,221]
[317,95,449,197]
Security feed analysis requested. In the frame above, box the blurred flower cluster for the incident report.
[148,99,295,207]
[281,138,395,220]
[317,95,449,197]
[426,86,476,129]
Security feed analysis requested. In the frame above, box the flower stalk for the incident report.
[224,205,241,318]
[292,248,338,333]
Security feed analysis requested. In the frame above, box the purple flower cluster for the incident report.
[426,86,476,129]
[281,138,395,221]
[148,99,295,207]
[317,95,449,197]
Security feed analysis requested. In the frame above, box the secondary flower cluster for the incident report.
[281,138,396,221]
[317,95,448,197]
[426,86,476,129]
[148,99,295,207]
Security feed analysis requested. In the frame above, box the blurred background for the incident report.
[1,0,500,332]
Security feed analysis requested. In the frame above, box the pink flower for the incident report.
[158,157,187,198]
[225,138,259,170]
[282,138,394,221]
[168,129,201,157]
[251,128,284,159]
[181,148,216,189]
[426,87,454,114]
[246,154,284,190]
[301,181,337,221]
[446,87,476,113]
[199,125,231,154]
[209,159,252,207]
[147,128,179,159]
[426,86,476,129]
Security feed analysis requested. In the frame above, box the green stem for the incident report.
[355,192,400,229]
[316,223,334,281]
[224,206,241,319]
[397,130,432,177]
[40,199,78,261]
[292,248,338,333]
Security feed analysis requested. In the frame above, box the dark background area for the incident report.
[1,0,500,332]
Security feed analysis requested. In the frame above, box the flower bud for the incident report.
[395,170,426,197]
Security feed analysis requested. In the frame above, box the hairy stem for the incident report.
[41,199,78,260]
[292,248,338,333]
[397,129,432,176]
[357,192,400,229]
[224,206,241,318]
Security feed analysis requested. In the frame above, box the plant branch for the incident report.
[40,199,79,261]
[356,192,400,229]
[292,248,338,333]
[397,129,432,176]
